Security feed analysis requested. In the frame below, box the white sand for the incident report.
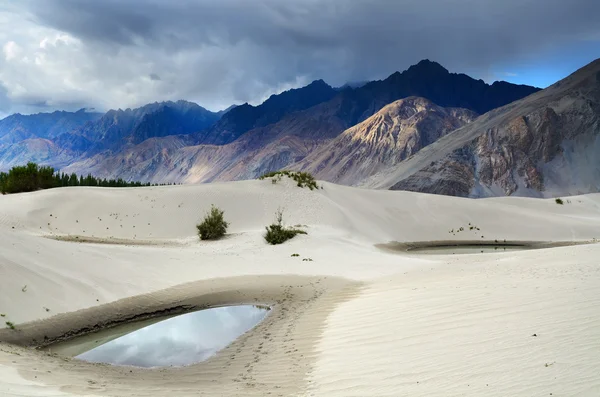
[1,177,599,396]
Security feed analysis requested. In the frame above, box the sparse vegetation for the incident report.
[21,285,27,292]
[5,321,15,330]
[259,170,319,190]
[291,253,300,257]
[196,205,229,240]
[449,223,480,235]
[0,314,5,317]
[555,198,564,205]
[302,258,313,262]
[264,209,307,245]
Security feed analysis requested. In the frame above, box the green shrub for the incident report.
[197,205,229,240]
[259,170,319,190]
[5,321,15,330]
[264,210,307,245]
[555,198,564,205]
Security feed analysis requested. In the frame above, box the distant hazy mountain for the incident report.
[0,101,221,171]
[0,138,73,171]
[365,58,600,198]
[292,97,477,185]
[66,100,220,152]
[0,109,102,145]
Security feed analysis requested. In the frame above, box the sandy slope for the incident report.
[1,177,600,396]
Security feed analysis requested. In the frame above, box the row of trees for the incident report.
[0,162,174,194]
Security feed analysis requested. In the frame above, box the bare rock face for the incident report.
[383,58,600,198]
[292,97,477,185]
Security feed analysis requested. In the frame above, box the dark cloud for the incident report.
[149,73,161,81]
[2,0,599,114]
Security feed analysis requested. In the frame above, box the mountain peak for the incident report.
[406,59,449,75]
[307,79,330,88]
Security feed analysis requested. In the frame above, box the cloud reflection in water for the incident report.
[77,305,269,367]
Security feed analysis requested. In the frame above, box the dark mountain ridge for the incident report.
[194,79,338,145]
[329,59,540,128]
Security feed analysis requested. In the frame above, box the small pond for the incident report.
[47,305,270,368]
[375,241,577,256]
[407,245,530,255]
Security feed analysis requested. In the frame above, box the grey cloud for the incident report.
[149,73,161,81]
[79,337,213,368]
[0,82,10,112]
[2,0,600,115]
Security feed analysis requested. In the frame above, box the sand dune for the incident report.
[1,177,600,396]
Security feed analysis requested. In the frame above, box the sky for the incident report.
[0,0,599,118]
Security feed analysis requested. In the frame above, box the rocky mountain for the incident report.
[194,79,338,145]
[292,97,478,185]
[211,60,540,177]
[5,60,542,183]
[0,109,102,145]
[310,59,539,131]
[60,97,479,185]
[364,58,600,198]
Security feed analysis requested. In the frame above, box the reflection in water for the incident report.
[408,245,529,255]
[76,305,269,368]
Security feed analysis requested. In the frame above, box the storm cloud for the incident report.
[0,0,599,116]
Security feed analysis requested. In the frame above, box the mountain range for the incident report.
[34,60,539,186]
[5,58,598,198]
[363,58,600,198]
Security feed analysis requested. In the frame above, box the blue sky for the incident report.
[489,39,600,88]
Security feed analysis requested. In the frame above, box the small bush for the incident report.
[264,210,307,245]
[197,205,229,240]
[555,198,564,205]
[5,321,15,330]
[259,171,319,190]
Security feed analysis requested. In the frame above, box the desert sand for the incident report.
[1,177,599,396]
